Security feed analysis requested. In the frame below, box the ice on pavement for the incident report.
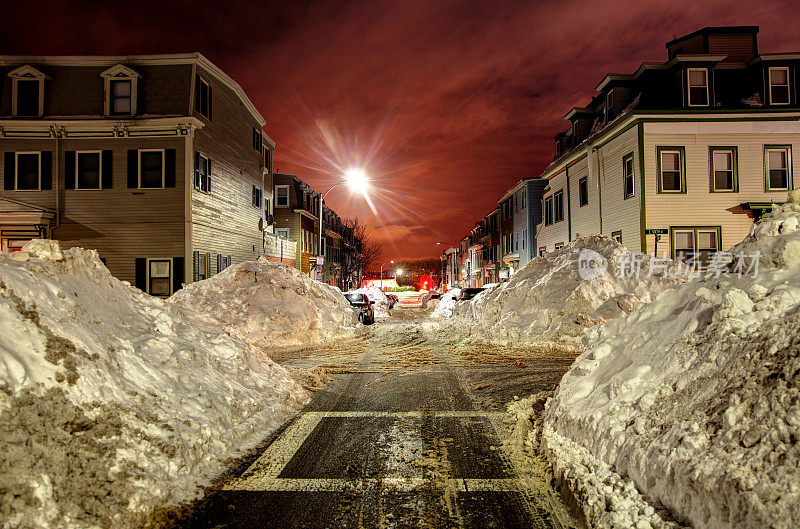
[169,258,357,349]
[514,191,800,528]
[0,242,308,529]
[441,236,685,348]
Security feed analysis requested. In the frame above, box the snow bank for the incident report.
[430,288,461,319]
[445,236,684,348]
[349,286,390,319]
[168,258,356,349]
[541,194,800,528]
[0,241,308,529]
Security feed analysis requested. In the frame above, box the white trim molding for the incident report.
[100,64,141,116]
[8,65,49,117]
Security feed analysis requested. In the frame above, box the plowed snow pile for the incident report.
[347,286,390,319]
[531,192,800,528]
[444,236,685,348]
[430,288,460,319]
[0,241,308,529]
[169,258,356,349]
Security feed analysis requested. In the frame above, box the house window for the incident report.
[276,228,290,239]
[672,227,720,267]
[605,89,615,121]
[521,188,526,209]
[554,190,564,223]
[195,76,212,119]
[538,247,546,257]
[768,67,790,105]
[710,147,738,192]
[264,198,271,220]
[195,152,210,193]
[252,128,263,152]
[554,242,565,250]
[657,147,685,193]
[110,80,132,114]
[197,253,208,281]
[765,146,791,191]
[148,259,172,297]
[139,150,165,188]
[687,68,709,106]
[623,153,635,199]
[101,64,140,116]
[16,80,40,117]
[76,151,102,189]
[275,185,289,207]
[544,196,553,226]
[15,152,41,190]
[252,185,262,208]
[579,176,588,207]
[522,229,527,250]
[611,230,622,243]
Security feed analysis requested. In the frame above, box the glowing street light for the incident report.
[317,168,370,283]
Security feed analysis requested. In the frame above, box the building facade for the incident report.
[0,54,295,296]
[537,26,800,263]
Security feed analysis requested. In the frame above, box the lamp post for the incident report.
[436,241,459,289]
[379,260,394,290]
[317,168,369,283]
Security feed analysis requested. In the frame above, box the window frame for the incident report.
[768,66,791,106]
[543,196,553,226]
[553,190,564,223]
[611,230,622,244]
[275,184,290,207]
[656,146,687,194]
[686,68,710,107]
[538,246,546,257]
[195,152,210,193]
[623,152,635,199]
[764,145,793,191]
[196,77,211,118]
[669,226,722,265]
[14,151,42,191]
[276,228,290,239]
[252,185,263,208]
[138,149,166,189]
[9,66,47,118]
[578,176,588,207]
[100,64,140,116]
[146,257,173,297]
[554,242,565,250]
[709,146,739,193]
[75,150,103,190]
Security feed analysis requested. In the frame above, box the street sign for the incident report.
[645,229,668,235]
[316,255,324,265]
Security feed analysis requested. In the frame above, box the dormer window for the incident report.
[605,89,615,121]
[687,68,709,107]
[768,67,790,105]
[8,65,48,117]
[101,64,141,116]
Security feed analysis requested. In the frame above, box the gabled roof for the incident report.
[665,26,759,49]
[100,64,141,79]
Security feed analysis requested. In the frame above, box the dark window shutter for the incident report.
[4,152,15,190]
[216,254,222,273]
[101,150,113,189]
[127,150,138,188]
[206,158,211,193]
[40,152,52,190]
[192,251,199,282]
[135,258,147,292]
[193,151,199,189]
[165,149,176,187]
[194,74,201,112]
[206,252,211,277]
[172,257,184,293]
[208,85,212,120]
[64,151,76,189]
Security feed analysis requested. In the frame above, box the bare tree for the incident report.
[342,217,383,289]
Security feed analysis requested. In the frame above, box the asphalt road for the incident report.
[174,308,580,529]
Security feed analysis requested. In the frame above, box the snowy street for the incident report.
[174,307,582,529]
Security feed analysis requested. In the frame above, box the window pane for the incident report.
[113,80,131,97]
[140,151,163,188]
[17,80,39,116]
[674,231,694,250]
[770,68,788,85]
[688,69,707,86]
[113,97,131,114]
[662,152,680,171]
[77,152,101,189]
[17,153,40,189]
[713,151,732,171]
[150,277,171,296]
[715,171,733,190]
[768,150,787,170]
[689,87,708,105]
[770,169,788,189]
[661,171,680,191]
[150,260,170,278]
[698,231,717,250]
[771,86,790,104]
[111,80,132,114]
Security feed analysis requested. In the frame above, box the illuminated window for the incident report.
[687,68,709,106]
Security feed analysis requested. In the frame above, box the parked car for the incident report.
[344,292,375,324]
[457,287,485,302]
[385,294,398,309]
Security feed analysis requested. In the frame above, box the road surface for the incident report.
[174,307,581,528]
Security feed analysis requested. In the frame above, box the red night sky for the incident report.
[3,0,799,259]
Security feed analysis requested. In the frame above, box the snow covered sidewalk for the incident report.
[0,242,308,528]
[515,193,800,529]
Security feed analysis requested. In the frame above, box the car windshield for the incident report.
[460,288,484,300]
[345,293,368,305]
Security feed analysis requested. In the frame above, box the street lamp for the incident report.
[317,168,369,283]
[379,260,394,290]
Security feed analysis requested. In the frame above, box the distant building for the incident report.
[537,26,800,263]
[0,53,295,296]
[498,178,546,276]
